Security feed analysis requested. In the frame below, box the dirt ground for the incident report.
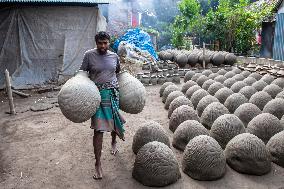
[0,83,284,189]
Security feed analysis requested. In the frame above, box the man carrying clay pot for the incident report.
[80,31,126,180]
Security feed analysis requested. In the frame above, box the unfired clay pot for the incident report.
[118,71,146,114]
[58,71,101,123]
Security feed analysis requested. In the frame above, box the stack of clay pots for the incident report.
[136,61,182,86]
[239,60,284,78]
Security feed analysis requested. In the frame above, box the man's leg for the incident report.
[111,131,118,155]
[93,131,103,179]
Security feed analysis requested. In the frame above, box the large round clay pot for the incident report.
[198,54,210,65]
[58,71,101,123]
[212,52,225,66]
[187,53,199,66]
[225,53,237,65]
[163,52,174,61]
[118,71,146,114]
[176,54,188,68]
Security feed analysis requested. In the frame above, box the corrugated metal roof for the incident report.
[249,0,280,11]
[276,0,284,7]
[0,0,110,4]
[274,0,284,11]
[248,0,284,22]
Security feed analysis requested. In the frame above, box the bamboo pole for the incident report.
[5,69,16,115]
[203,42,206,69]
[12,89,30,98]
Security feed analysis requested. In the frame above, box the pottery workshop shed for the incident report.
[0,0,110,89]
[273,0,284,61]
[260,0,284,60]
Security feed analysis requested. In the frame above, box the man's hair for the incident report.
[95,31,110,42]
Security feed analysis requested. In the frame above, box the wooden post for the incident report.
[5,69,16,115]
[203,42,206,69]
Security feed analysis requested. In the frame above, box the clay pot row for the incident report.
[158,49,237,68]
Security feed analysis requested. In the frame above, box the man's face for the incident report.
[96,39,110,54]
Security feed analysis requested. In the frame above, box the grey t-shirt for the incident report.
[80,49,120,85]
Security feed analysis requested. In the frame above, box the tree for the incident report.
[140,0,180,48]
[153,0,180,23]
[171,0,202,47]
[199,0,219,15]
[171,0,276,53]
[179,0,201,20]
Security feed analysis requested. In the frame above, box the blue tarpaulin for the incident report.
[113,28,158,60]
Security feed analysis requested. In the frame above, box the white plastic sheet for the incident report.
[0,5,106,89]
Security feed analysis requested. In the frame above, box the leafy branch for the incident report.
[171,0,276,54]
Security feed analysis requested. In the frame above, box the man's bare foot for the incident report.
[111,142,119,155]
[93,164,103,180]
